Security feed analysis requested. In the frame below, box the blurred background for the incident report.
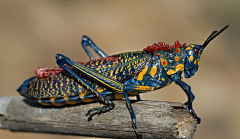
[0,0,239,139]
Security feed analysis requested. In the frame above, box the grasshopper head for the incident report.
[184,44,203,78]
[184,25,229,78]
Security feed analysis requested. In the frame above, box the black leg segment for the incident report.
[171,74,201,124]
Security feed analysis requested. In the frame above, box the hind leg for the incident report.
[82,35,108,60]
[56,54,120,115]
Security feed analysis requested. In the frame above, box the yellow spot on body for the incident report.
[120,67,124,72]
[176,64,184,71]
[176,48,181,53]
[160,59,168,67]
[53,103,62,106]
[80,92,86,97]
[67,101,77,105]
[110,70,114,77]
[97,88,104,93]
[82,99,93,102]
[166,83,171,86]
[134,85,152,91]
[115,69,118,74]
[137,66,148,81]
[50,98,55,101]
[150,66,157,78]
[189,55,194,61]
[185,46,192,51]
[162,78,165,81]
[108,65,111,68]
[40,103,49,106]
[115,94,124,99]
[64,97,68,100]
[194,60,197,64]
[198,59,200,66]
[190,45,194,47]
[175,57,180,62]
[167,69,176,75]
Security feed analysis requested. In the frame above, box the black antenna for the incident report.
[202,25,229,49]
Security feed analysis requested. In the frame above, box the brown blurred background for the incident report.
[0,0,239,139]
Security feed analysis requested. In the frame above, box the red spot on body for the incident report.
[175,57,180,61]
[151,46,156,51]
[175,40,180,48]
[176,48,180,53]
[158,42,163,46]
[153,43,158,47]
[182,43,186,47]
[162,61,166,65]
[147,46,151,50]
[162,45,168,51]
[35,67,63,78]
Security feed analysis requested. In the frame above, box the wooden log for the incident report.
[0,96,197,139]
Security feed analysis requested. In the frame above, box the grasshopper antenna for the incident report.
[202,25,229,49]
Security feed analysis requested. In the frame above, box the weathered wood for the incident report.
[0,96,197,139]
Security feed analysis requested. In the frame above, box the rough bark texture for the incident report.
[0,96,197,139]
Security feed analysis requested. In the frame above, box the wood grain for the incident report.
[0,96,197,139]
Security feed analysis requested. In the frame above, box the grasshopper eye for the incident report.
[193,47,199,55]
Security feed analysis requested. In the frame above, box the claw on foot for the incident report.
[189,109,201,124]
[86,106,114,116]
[132,119,142,139]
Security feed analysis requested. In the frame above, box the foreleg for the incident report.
[82,35,108,60]
[171,74,201,124]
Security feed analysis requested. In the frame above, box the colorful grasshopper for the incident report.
[18,25,228,138]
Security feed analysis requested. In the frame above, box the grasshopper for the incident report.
[18,25,228,138]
